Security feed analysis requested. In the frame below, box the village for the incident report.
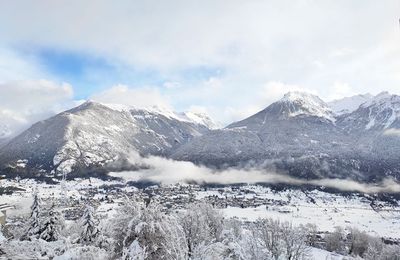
[0,177,400,245]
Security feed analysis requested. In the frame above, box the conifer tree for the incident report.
[79,205,100,244]
[23,187,41,240]
[39,205,60,242]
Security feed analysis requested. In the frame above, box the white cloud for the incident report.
[330,48,355,58]
[90,85,172,109]
[0,1,399,125]
[326,81,356,101]
[110,153,400,194]
[0,0,399,96]
[0,48,48,82]
[0,80,76,138]
[384,128,400,137]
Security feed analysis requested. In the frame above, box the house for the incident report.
[0,204,13,225]
[0,211,4,225]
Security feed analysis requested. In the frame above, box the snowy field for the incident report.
[1,177,399,242]
[216,186,400,239]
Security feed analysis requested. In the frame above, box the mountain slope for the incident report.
[229,92,335,130]
[1,91,399,182]
[174,92,344,177]
[0,101,212,176]
[174,91,400,181]
[328,94,373,115]
[336,92,400,163]
[337,92,400,131]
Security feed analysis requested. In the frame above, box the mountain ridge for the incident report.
[1,91,399,182]
[0,101,214,177]
[173,91,400,182]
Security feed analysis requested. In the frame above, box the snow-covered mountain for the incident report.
[228,91,336,129]
[1,91,400,182]
[0,124,11,148]
[0,124,11,139]
[174,92,344,177]
[174,91,400,181]
[337,92,400,131]
[328,93,373,115]
[335,92,400,164]
[276,91,335,121]
[179,111,219,129]
[0,101,214,176]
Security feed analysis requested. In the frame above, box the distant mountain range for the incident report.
[174,91,400,182]
[1,91,399,182]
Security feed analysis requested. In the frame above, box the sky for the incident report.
[0,0,399,135]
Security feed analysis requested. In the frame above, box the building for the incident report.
[0,204,13,225]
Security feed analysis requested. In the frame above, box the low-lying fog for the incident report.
[109,153,400,194]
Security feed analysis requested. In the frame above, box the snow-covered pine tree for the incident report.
[22,187,41,240]
[39,205,61,242]
[60,174,68,206]
[79,205,99,245]
[0,224,6,242]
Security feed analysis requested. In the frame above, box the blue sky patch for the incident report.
[15,46,225,100]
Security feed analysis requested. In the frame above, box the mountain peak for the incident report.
[339,92,400,130]
[277,91,334,121]
[72,101,218,130]
[361,92,399,108]
[328,93,373,115]
[180,111,219,129]
[280,91,322,103]
[375,91,391,98]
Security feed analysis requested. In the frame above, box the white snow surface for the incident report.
[308,247,353,260]
[213,186,400,239]
[328,94,373,115]
[100,101,217,129]
[360,92,400,129]
[179,111,219,129]
[280,91,335,121]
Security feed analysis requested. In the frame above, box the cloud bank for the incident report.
[0,80,78,138]
[0,1,399,125]
[90,84,172,110]
[109,154,400,194]
[384,128,400,137]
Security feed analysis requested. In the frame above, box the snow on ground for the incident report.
[223,204,400,239]
[200,185,400,239]
[308,247,353,260]
[0,178,123,218]
[1,178,399,240]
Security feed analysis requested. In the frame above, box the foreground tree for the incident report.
[113,199,187,260]
[79,205,100,245]
[280,222,309,260]
[180,202,224,257]
[325,226,346,254]
[254,218,283,260]
[40,206,62,242]
[247,218,309,260]
[348,227,370,257]
[301,223,318,247]
[0,224,5,243]
[22,187,41,240]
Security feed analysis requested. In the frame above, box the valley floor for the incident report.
[1,177,399,241]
